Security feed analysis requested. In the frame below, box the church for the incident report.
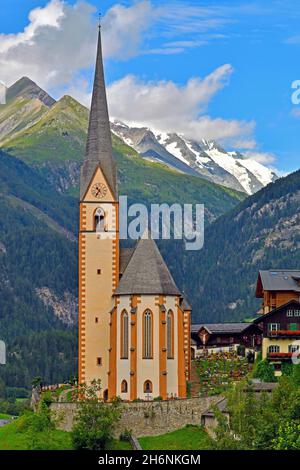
[78,27,191,401]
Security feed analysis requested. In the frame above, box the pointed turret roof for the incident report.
[115,235,181,296]
[80,26,117,200]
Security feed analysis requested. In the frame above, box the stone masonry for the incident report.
[50,396,220,438]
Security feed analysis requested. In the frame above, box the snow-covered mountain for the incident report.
[111,120,278,195]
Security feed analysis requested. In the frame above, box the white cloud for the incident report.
[0,0,269,153]
[107,68,255,145]
[102,1,154,60]
[243,151,277,165]
[0,0,249,91]
[0,1,95,88]
[232,139,257,150]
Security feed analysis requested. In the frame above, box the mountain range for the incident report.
[1,77,276,196]
[111,120,278,195]
[0,76,298,394]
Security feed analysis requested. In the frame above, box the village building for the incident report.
[254,300,300,375]
[256,270,300,313]
[191,323,262,358]
[78,27,191,401]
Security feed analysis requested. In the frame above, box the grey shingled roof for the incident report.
[191,323,251,334]
[115,236,181,296]
[202,398,228,417]
[246,382,278,393]
[259,270,300,292]
[119,248,135,275]
[80,28,117,200]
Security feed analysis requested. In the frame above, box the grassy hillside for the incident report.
[0,416,73,450]
[115,148,244,222]
[0,96,48,145]
[3,95,88,164]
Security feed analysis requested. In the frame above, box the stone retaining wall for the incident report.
[50,396,220,438]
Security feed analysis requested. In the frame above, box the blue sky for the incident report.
[0,0,300,174]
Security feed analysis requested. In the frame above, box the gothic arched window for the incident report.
[94,207,105,232]
[143,310,153,359]
[120,310,129,359]
[144,380,153,394]
[167,310,174,359]
[121,380,128,393]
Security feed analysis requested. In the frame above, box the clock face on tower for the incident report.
[91,182,108,199]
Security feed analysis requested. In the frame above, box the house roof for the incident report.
[80,27,117,200]
[246,382,278,393]
[256,270,300,296]
[202,398,228,417]
[115,235,181,296]
[191,323,253,335]
[253,300,300,324]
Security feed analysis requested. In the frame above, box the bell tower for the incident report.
[78,25,119,398]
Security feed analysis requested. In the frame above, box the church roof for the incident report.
[119,247,135,275]
[180,298,192,311]
[115,237,181,296]
[80,27,117,200]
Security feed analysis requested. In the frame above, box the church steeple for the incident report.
[80,25,117,200]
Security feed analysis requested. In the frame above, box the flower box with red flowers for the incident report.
[268,352,293,358]
[269,330,300,337]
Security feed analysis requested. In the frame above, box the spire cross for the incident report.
[98,13,102,30]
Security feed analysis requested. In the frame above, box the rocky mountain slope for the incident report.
[111,120,278,195]
[187,169,300,323]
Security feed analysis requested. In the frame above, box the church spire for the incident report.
[80,25,117,200]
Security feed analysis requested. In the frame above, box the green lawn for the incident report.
[0,419,73,450]
[0,417,132,450]
[139,425,213,450]
[108,440,132,451]
[0,413,12,420]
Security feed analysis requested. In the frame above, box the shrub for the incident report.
[281,363,293,376]
[16,403,53,434]
[120,428,132,442]
[253,359,276,382]
[71,380,121,450]
[41,391,53,406]
[72,401,121,450]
